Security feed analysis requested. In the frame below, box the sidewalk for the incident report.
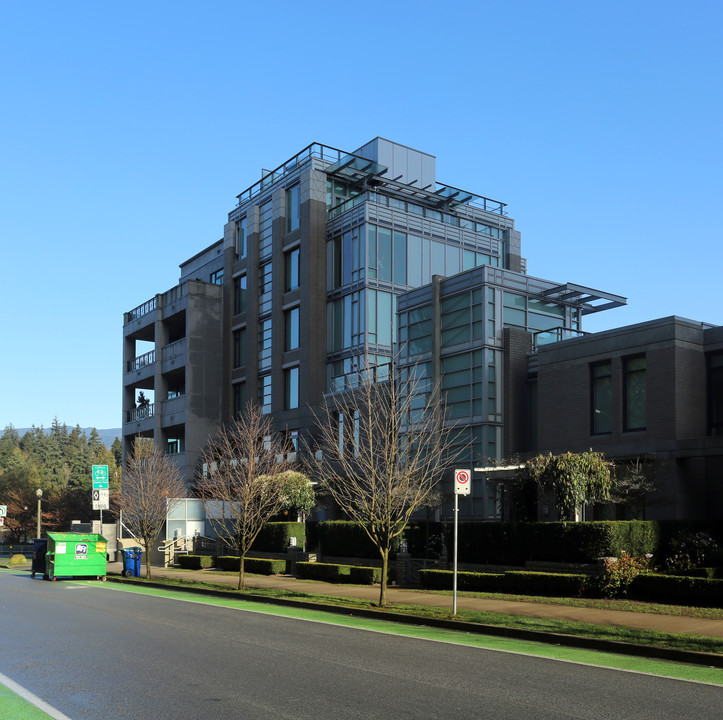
[107,562,723,640]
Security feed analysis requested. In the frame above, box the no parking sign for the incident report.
[454,468,471,496]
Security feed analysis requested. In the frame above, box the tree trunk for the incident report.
[238,552,245,590]
[378,548,389,607]
[145,549,152,580]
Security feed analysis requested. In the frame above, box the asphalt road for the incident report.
[0,571,720,720]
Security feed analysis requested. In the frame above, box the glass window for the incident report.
[285,247,300,291]
[233,328,246,368]
[624,355,646,431]
[284,367,299,410]
[232,381,246,418]
[258,318,272,370]
[286,183,300,233]
[591,361,612,434]
[445,244,460,276]
[233,275,247,315]
[377,227,392,282]
[709,352,723,435]
[259,262,272,295]
[393,231,407,285]
[430,240,446,277]
[210,269,224,285]
[236,217,247,258]
[285,307,299,351]
[258,200,273,259]
[258,374,272,414]
[407,235,422,287]
[367,225,377,279]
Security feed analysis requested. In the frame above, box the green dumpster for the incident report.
[45,532,108,581]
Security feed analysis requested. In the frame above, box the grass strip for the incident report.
[112,573,723,656]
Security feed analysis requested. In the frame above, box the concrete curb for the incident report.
[105,574,723,669]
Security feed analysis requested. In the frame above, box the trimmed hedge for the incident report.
[254,522,305,552]
[630,574,723,607]
[178,555,214,570]
[214,556,286,575]
[306,521,384,558]
[452,521,659,565]
[419,569,586,596]
[296,561,382,585]
[297,562,351,582]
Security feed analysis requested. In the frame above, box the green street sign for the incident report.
[92,465,109,489]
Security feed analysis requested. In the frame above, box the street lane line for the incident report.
[0,672,73,720]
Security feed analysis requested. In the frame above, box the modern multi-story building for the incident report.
[122,137,720,524]
[122,137,545,484]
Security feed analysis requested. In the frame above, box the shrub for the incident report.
[9,554,27,566]
[418,569,583,596]
[311,521,383,558]
[215,556,240,572]
[402,522,446,558]
[630,573,723,607]
[502,571,587,597]
[348,566,381,584]
[244,558,287,575]
[178,555,214,570]
[665,530,719,572]
[255,522,306,552]
[296,562,351,582]
[587,551,652,598]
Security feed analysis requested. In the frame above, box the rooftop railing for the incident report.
[236,142,346,208]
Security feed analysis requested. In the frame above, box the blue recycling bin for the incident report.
[120,547,142,577]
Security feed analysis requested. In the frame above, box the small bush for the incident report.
[178,555,214,570]
[244,558,287,575]
[9,554,27,566]
[587,552,653,598]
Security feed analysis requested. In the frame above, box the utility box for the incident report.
[45,532,108,581]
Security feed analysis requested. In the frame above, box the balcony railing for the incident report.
[127,349,156,372]
[532,327,587,351]
[127,404,155,423]
[126,297,157,323]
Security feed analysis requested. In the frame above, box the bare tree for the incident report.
[196,405,292,590]
[119,438,186,579]
[310,363,458,607]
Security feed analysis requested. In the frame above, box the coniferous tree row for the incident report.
[0,420,121,541]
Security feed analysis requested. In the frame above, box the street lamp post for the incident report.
[36,488,43,538]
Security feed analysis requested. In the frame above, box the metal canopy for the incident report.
[325,154,388,183]
[541,283,627,315]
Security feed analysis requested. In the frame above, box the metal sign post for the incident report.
[453,469,471,615]
[92,466,109,530]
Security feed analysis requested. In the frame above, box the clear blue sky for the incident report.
[1,1,721,431]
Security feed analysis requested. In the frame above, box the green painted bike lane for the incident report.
[0,672,70,720]
[87,581,723,687]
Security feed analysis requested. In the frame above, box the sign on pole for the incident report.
[92,488,110,511]
[92,465,109,489]
[0,505,7,517]
[454,468,471,496]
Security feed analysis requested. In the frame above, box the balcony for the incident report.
[127,404,155,423]
[161,396,187,427]
[161,339,187,373]
[127,349,156,373]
